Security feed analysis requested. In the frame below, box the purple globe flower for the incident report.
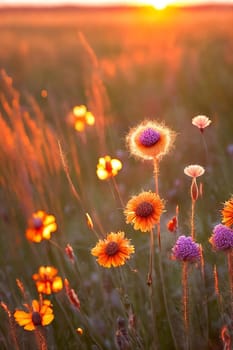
[209,224,233,251]
[172,235,200,262]
[139,128,160,147]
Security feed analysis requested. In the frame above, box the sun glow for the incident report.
[145,0,172,9]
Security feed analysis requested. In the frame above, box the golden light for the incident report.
[145,0,172,10]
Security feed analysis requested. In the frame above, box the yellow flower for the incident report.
[192,115,212,132]
[26,210,57,243]
[14,298,54,331]
[72,105,95,132]
[126,120,175,161]
[184,164,205,178]
[32,266,63,295]
[222,196,233,228]
[96,155,122,180]
[91,231,134,268]
[124,191,164,232]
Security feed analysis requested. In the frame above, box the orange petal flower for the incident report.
[32,266,63,295]
[124,191,164,232]
[192,115,212,132]
[91,231,134,268]
[126,120,176,161]
[26,210,57,243]
[222,196,233,228]
[96,155,122,180]
[184,165,205,178]
[72,105,95,132]
[167,216,178,233]
[14,298,54,331]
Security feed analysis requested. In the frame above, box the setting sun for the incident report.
[145,0,172,9]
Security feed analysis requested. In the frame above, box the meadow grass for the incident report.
[0,5,233,349]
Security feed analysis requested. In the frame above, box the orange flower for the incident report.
[96,155,122,180]
[167,216,178,233]
[91,231,134,268]
[32,266,63,295]
[71,105,95,132]
[222,196,233,228]
[184,165,205,178]
[192,115,212,132]
[14,298,54,331]
[126,120,175,161]
[124,191,164,232]
[26,210,57,243]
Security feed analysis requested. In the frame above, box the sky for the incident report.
[0,0,232,5]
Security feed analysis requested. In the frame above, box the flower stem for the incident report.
[147,229,154,286]
[191,200,196,240]
[182,261,189,348]
[153,158,161,250]
[227,250,233,317]
[111,176,125,209]
[158,254,179,350]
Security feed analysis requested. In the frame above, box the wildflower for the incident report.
[65,244,75,264]
[192,115,212,132]
[64,279,80,310]
[72,105,95,132]
[124,191,164,232]
[209,224,233,251]
[40,89,48,98]
[26,210,57,243]
[184,165,205,178]
[91,231,134,268]
[222,196,233,228]
[167,216,178,233]
[76,327,83,335]
[14,298,54,331]
[96,155,122,180]
[32,266,63,295]
[126,120,175,161]
[172,235,200,262]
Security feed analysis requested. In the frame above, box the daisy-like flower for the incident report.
[172,235,200,262]
[184,165,205,178]
[192,115,212,132]
[126,120,175,161]
[14,298,54,331]
[91,231,134,268]
[124,191,164,232]
[71,105,95,132]
[222,196,233,228]
[32,266,63,295]
[26,210,57,243]
[96,155,122,180]
[209,224,233,251]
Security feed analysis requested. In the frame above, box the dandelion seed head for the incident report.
[126,120,175,161]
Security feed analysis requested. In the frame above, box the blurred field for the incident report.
[0,4,233,350]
